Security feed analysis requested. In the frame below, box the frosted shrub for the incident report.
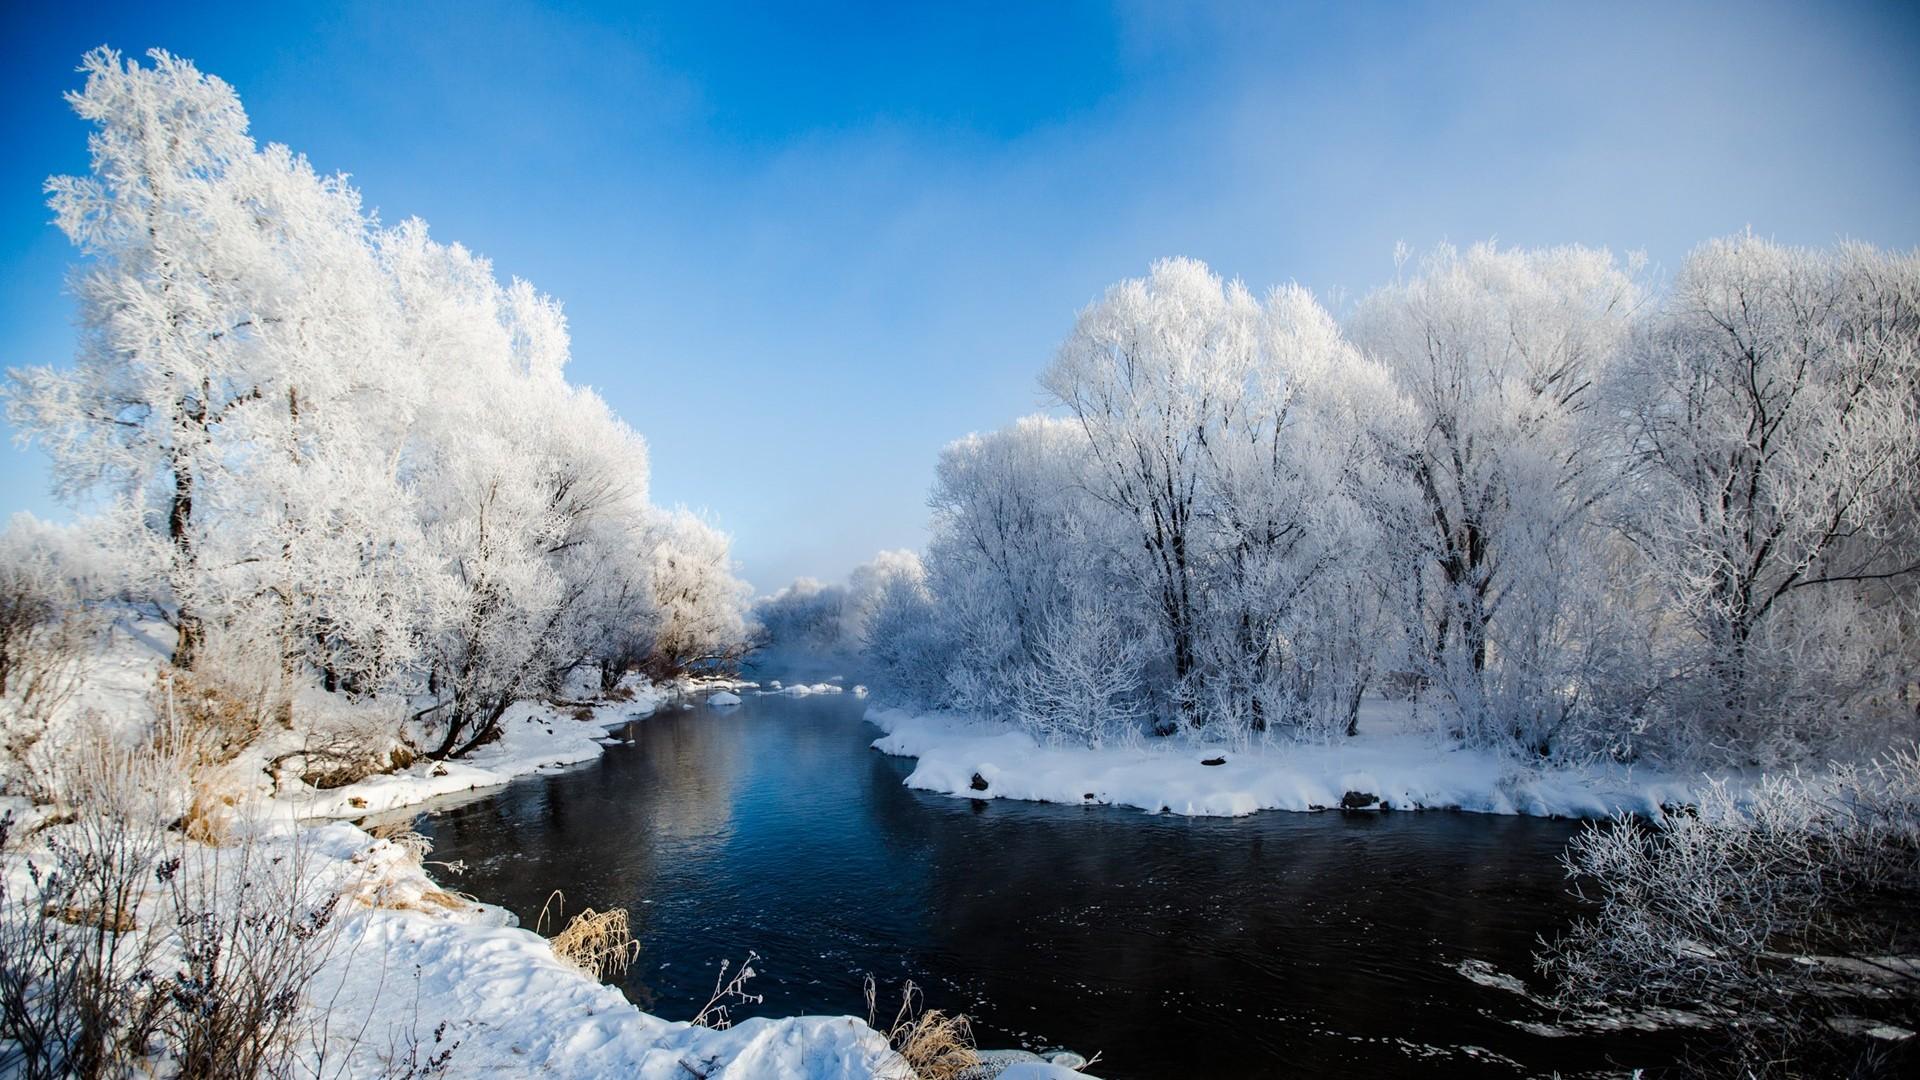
[0,519,109,791]
[160,828,348,1078]
[1013,602,1147,747]
[1538,748,1920,1074]
[3,728,351,1079]
[0,818,166,1079]
[0,733,183,1077]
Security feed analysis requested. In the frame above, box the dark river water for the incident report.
[409,690,1690,1078]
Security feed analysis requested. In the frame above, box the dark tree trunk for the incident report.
[169,448,202,671]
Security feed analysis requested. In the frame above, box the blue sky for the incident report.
[3,1,1918,591]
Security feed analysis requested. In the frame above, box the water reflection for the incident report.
[413,692,1691,1077]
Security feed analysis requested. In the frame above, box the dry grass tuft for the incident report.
[372,884,469,914]
[179,786,234,845]
[153,667,265,767]
[43,902,137,932]
[865,976,980,1080]
[345,826,478,914]
[536,890,641,980]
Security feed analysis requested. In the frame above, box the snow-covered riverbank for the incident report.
[289,821,908,1078]
[281,692,668,819]
[3,624,1091,1078]
[868,703,1710,819]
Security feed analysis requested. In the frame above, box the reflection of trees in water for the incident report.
[626,711,750,842]
[414,709,759,1009]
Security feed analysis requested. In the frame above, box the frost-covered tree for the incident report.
[844,549,925,646]
[0,516,119,788]
[752,579,849,654]
[1188,284,1403,738]
[8,48,741,760]
[1033,260,1403,737]
[1610,236,1920,762]
[922,415,1120,721]
[1348,243,1643,749]
[879,239,1916,766]
[1041,259,1247,712]
[6,49,432,698]
[382,222,663,756]
[9,49,298,669]
[861,558,950,708]
[639,509,752,678]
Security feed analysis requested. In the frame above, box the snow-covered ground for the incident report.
[296,822,910,1078]
[868,702,1709,819]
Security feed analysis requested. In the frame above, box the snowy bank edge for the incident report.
[865,706,1709,819]
[271,679,758,820]
[293,820,907,1078]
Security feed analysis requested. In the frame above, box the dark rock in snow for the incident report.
[1340,790,1379,809]
[1200,756,1226,766]
[969,772,990,791]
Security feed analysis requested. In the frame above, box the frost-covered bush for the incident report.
[160,831,347,1078]
[1,728,351,1080]
[1012,602,1147,747]
[1,730,220,1076]
[1538,749,1920,1074]
[0,516,116,790]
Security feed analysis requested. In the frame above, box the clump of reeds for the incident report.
[536,890,641,980]
[865,975,980,1080]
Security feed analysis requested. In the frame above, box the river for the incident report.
[409,688,1691,1077]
